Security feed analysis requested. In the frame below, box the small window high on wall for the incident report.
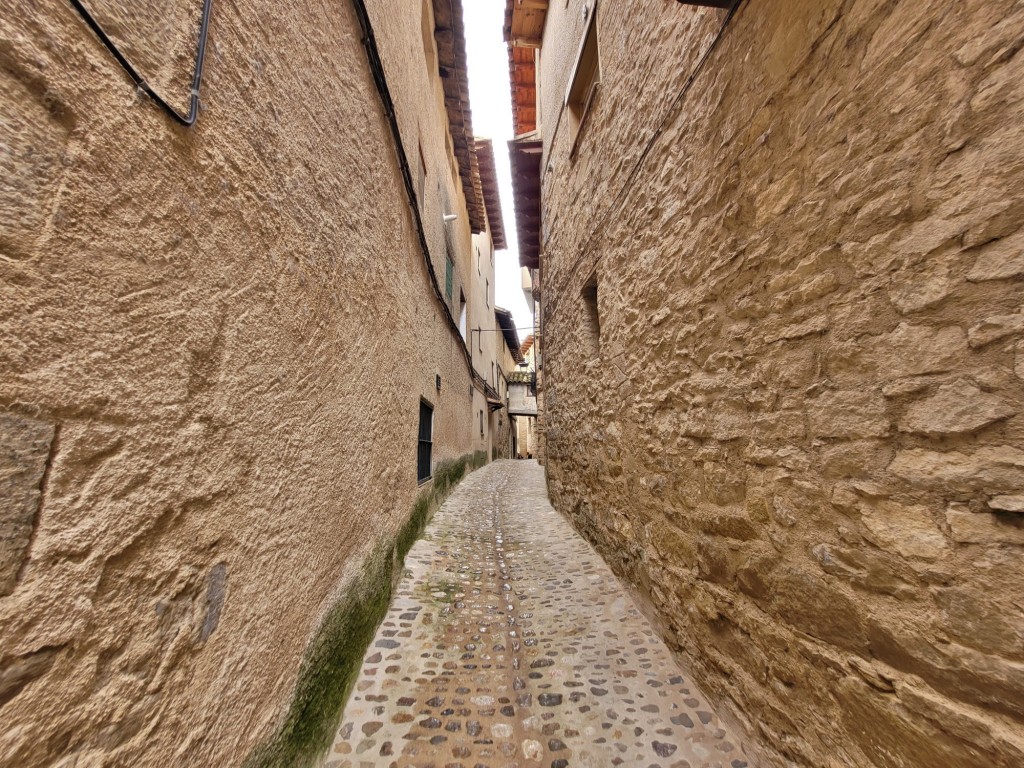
[459,291,467,341]
[445,255,454,303]
[581,272,600,356]
[417,400,433,483]
[566,4,601,151]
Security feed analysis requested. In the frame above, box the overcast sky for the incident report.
[463,1,535,340]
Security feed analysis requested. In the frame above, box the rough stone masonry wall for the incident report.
[0,0,480,765]
[540,0,1024,765]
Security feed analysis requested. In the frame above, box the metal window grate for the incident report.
[417,400,433,482]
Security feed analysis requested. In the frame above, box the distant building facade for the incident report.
[506,0,1024,766]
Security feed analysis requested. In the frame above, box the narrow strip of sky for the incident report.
[463,0,534,339]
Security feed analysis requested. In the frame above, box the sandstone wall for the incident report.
[539,0,1024,765]
[0,0,483,764]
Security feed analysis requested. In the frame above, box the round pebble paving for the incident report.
[321,460,753,768]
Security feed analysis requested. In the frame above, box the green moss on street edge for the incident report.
[245,451,487,768]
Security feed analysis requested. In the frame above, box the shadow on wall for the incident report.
[245,451,487,768]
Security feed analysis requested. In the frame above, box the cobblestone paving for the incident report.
[323,460,752,768]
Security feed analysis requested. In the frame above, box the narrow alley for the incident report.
[323,461,751,768]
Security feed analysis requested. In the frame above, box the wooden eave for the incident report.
[509,137,542,270]
[520,334,535,358]
[504,0,549,46]
[433,0,487,233]
[475,138,507,250]
[495,306,525,364]
[504,0,547,135]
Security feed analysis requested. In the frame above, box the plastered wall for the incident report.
[0,0,482,764]
[539,0,1024,765]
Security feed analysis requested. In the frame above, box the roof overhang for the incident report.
[520,334,534,359]
[495,306,525,364]
[508,137,542,270]
[475,139,507,250]
[433,0,487,233]
[504,0,548,136]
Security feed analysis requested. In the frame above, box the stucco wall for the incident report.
[539,0,1024,765]
[0,0,482,764]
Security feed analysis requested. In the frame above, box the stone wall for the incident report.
[0,0,484,764]
[538,0,1024,765]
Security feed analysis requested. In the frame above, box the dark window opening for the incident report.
[418,400,434,483]
[582,273,600,356]
[445,255,454,303]
[417,140,427,202]
[459,291,467,341]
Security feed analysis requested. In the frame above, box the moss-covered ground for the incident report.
[246,451,487,768]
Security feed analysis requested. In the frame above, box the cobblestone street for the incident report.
[323,460,751,768]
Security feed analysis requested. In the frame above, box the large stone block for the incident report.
[857,499,948,562]
[889,446,1024,492]
[899,380,1014,436]
[945,505,1024,546]
[828,322,968,381]
[967,230,1024,282]
[808,389,889,439]
[770,567,868,652]
[0,412,55,595]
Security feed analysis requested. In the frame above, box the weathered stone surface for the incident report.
[889,446,1024,491]
[829,323,968,381]
[811,543,917,598]
[532,0,1024,764]
[858,500,948,562]
[968,313,1024,348]
[770,567,868,652]
[888,259,955,313]
[989,495,1024,513]
[536,0,1024,764]
[946,505,1024,546]
[896,680,1024,767]
[0,412,55,596]
[0,647,61,708]
[899,380,1014,436]
[967,231,1024,282]
[808,389,889,439]
[936,586,1024,656]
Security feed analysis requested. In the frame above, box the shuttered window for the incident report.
[417,400,433,483]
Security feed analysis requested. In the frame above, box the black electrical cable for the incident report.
[350,0,479,374]
[67,0,214,126]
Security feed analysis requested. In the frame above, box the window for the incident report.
[417,400,433,483]
[459,291,467,341]
[566,4,601,150]
[485,278,489,308]
[479,409,485,437]
[476,246,481,274]
[582,272,600,356]
[421,0,436,76]
[445,255,454,303]
[417,140,427,202]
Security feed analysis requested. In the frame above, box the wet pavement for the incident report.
[322,460,752,768]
